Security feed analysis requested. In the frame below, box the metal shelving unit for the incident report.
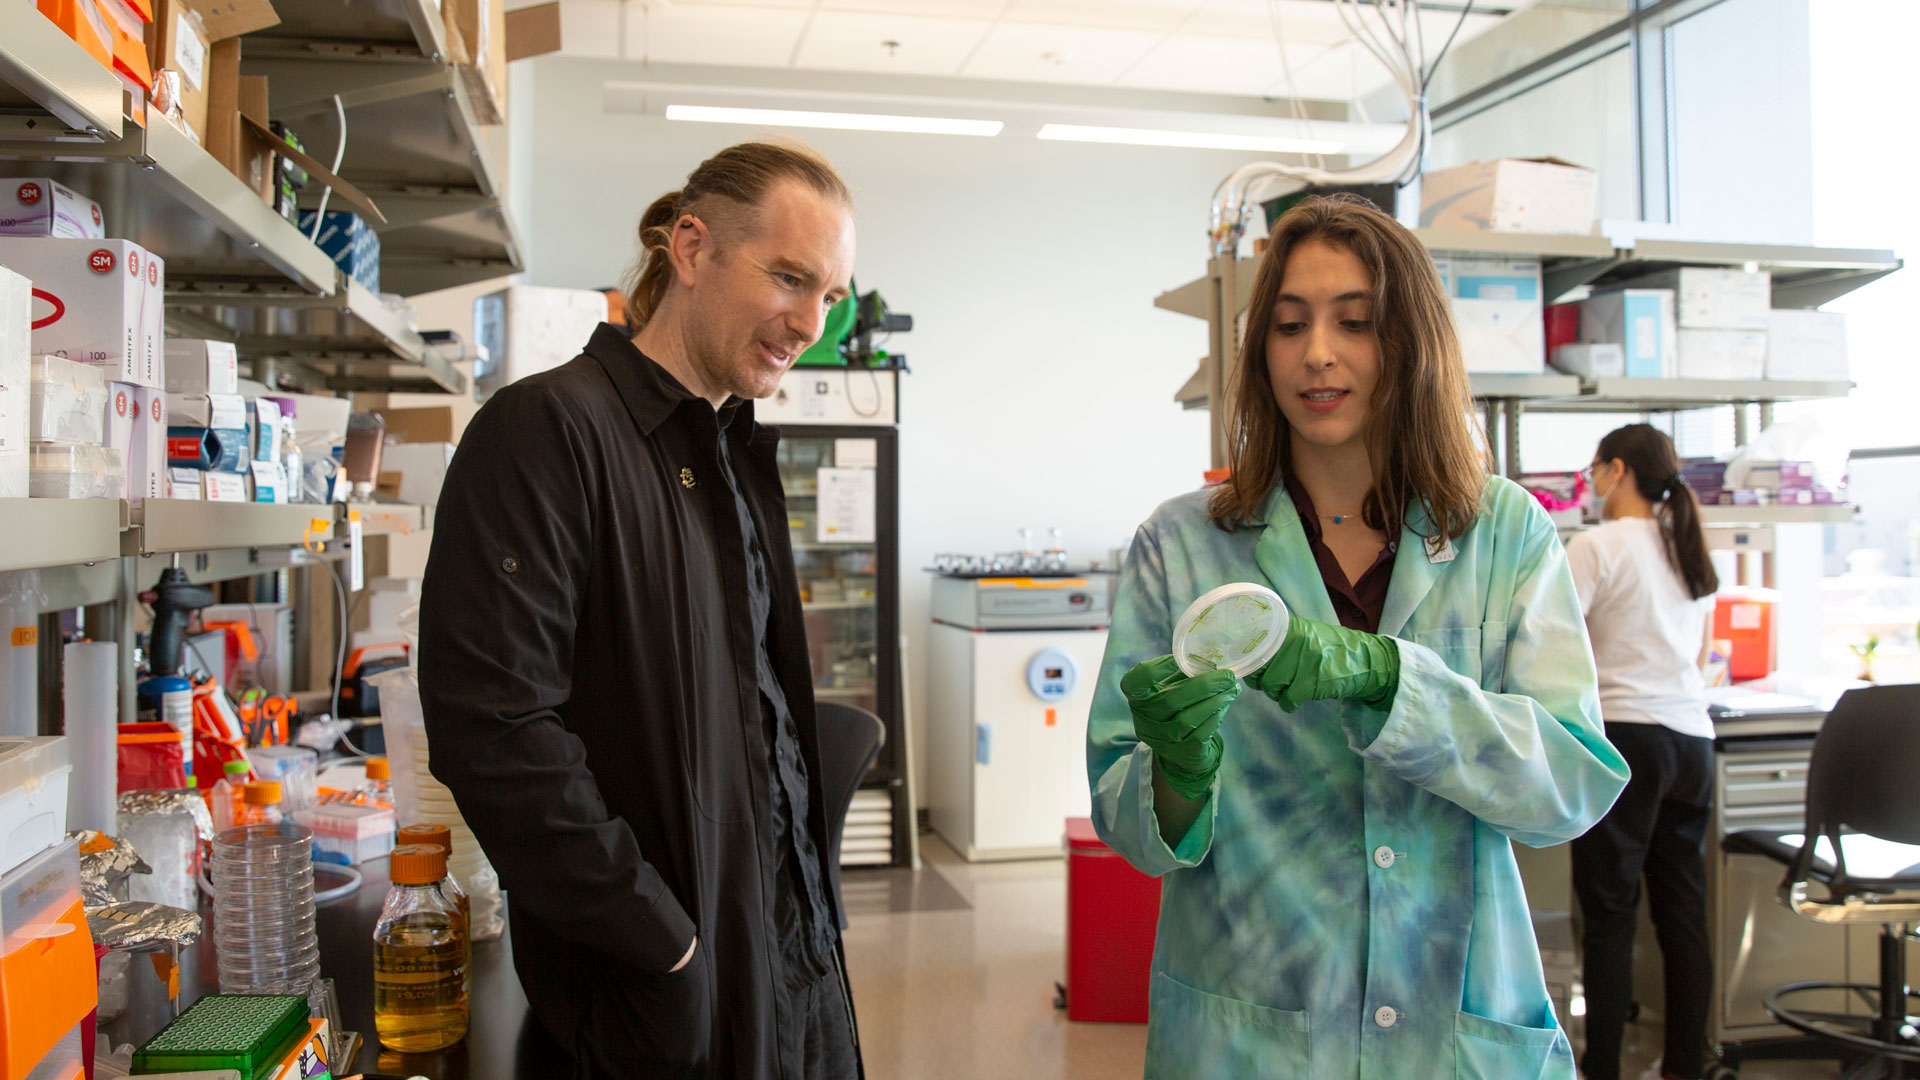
[129,500,333,556]
[352,504,433,536]
[1529,377,1856,412]
[0,499,124,573]
[0,11,122,140]
[1699,505,1854,527]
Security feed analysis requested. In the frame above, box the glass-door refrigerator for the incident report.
[763,368,910,868]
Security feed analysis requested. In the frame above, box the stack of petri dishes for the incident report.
[211,822,321,994]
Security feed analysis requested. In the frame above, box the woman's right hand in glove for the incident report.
[1121,654,1244,802]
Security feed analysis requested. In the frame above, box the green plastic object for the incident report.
[133,994,310,1079]
[795,294,857,367]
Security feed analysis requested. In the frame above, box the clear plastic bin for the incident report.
[0,736,71,878]
[1,837,92,1079]
[247,745,319,812]
[28,356,108,444]
[28,442,122,500]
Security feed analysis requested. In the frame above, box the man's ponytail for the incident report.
[621,189,683,330]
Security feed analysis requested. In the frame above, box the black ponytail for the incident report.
[1597,423,1720,600]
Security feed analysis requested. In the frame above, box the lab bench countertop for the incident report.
[107,857,551,1079]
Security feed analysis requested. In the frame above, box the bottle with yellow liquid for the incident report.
[373,843,469,1052]
[395,823,470,998]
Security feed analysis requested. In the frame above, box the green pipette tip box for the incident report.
[132,994,311,1079]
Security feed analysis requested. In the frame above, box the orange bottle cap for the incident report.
[397,823,452,856]
[390,843,449,886]
[243,780,282,806]
[364,757,390,780]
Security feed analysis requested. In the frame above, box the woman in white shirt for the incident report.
[1565,423,1719,1080]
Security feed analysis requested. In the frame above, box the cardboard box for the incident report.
[1419,157,1597,236]
[164,338,238,394]
[1765,309,1848,381]
[249,458,284,503]
[0,238,164,386]
[0,178,105,239]
[379,406,456,445]
[146,0,211,145]
[165,391,245,429]
[1614,267,1770,331]
[447,0,507,124]
[506,2,562,61]
[295,211,379,293]
[362,530,433,579]
[1433,252,1542,302]
[1550,342,1625,381]
[249,396,282,461]
[1576,289,1675,379]
[1676,328,1766,380]
[0,267,26,499]
[379,441,455,506]
[134,384,167,501]
[204,470,246,501]
[167,466,202,499]
[29,355,110,443]
[1451,298,1545,374]
[106,382,136,500]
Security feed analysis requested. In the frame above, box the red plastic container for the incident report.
[1065,817,1162,1023]
[1544,303,1581,360]
[1714,588,1780,681]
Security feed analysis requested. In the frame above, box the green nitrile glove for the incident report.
[1248,616,1402,713]
[1122,654,1243,802]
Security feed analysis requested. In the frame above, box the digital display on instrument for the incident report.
[1045,667,1063,679]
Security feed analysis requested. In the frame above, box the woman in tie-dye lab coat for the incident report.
[1089,196,1628,1080]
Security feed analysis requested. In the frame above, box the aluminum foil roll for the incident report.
[69,830,151,908]
[118,787,216,842]
[87,901,203,952]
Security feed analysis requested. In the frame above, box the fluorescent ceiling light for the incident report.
[665,104,1002,137]
[1036,124,1344,155]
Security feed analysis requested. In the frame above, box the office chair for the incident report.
[1722,683,1920,1079]
[815,701,887,928]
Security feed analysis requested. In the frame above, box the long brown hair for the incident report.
[1596,424,1719,600]
[1208,195,1485,544]
[621,140,852,329]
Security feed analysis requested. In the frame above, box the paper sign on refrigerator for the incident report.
[817,467,875,544]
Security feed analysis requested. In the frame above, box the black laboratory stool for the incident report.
[815,701,887,928]
[1721,683,1920,1079]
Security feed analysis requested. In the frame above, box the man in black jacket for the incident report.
[419,142,860,1079]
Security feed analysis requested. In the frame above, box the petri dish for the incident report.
[1171,582,1290,679]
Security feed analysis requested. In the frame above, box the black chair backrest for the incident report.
[1795,684,1920,886]
[814,701,887,926]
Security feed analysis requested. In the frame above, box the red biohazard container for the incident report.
[1714,588,1780,681]
[1065,817,1161,1023]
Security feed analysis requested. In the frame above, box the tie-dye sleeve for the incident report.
[1355,511,1629,848]
[1088,522,1218,874]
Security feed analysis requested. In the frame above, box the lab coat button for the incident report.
[1373,846,1396,869]
[1375,1005,1398,1029]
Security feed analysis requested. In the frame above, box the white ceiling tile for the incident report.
[961,22,1162,84]
[1117,33,1332,96]
[1000,0,1203,34]
[791,11,995,76]
[1178,0,1353,46]
[819,0,1011,15]
[653,0,817,8]
[625,5,813,66]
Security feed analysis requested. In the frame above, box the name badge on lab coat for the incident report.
[1426,535,1456,564]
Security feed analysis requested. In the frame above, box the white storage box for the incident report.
[1615,267,1770,330]
[28,355,108,443]
[0,238,164,387]
[0,267,25,500]
[0,736,72,877]
[1550,343,1625,380]
[204,470,246,502]
[1676,328,1766,380]
[167,467,202,500]
[0,178,103,239]
[473,285,605,391]
[380,441,455,506]
[28,441,122,499]
[1419,157,1597,236]
[162,338,238,395]
[166,392,245,430]
[1576,289,1675,378]
[1765,308,1849,381]
[1452,298,1545,374]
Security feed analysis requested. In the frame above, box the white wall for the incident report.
[520,56,1248,806]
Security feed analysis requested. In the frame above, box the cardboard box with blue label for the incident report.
[1433,251,1545,374]
[1576,289,1676,379]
